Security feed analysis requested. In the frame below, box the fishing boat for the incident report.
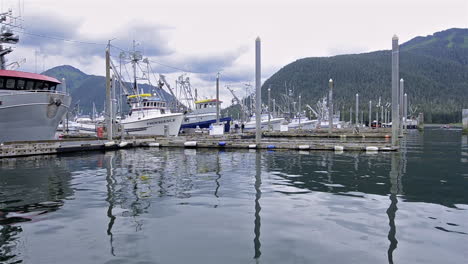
[181,99,231,132]
[244,114,285,131]
[287,116,316,130]
[0,10,71,142]
[122,93,183,136]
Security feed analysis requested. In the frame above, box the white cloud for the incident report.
[2,0,466,107]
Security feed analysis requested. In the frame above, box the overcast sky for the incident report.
[4,0,468,106]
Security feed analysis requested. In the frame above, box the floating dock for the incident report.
[0,132,397,158]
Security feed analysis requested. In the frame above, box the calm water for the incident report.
[1,128,467,263]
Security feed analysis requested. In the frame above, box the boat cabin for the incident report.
[195,99,221,109]
[127,93,168,115]
[0,70,61,91]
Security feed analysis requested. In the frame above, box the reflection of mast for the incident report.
[387,152,402,264]
[214,151,221,201]
[105,152,116,256]
[327,152,333,192]
[253,151,262,261]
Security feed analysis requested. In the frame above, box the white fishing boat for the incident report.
[318,117,343,129]
[244,114,285,131]
[0,10,71,142]
[287,116,316,130]
[122,93,183,136]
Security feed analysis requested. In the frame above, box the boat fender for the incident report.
[218,141,226,146]
[104,141,116,147]
[298,145,310,150]
[366,146,379,152]
[118,142,129,148]
[148,142,160,147]
[334,146,344,151]
[248,144,257,149]
[184,141,197,147]
[267,145,276,149]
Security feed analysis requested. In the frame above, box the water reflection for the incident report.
[105,152,117,256]
[0,128,466,263]
[0,155,73,263]
[387,152,402,264]
[462,135,467,164]
[254,151,262,262]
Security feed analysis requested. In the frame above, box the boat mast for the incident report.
[0,10,20,70]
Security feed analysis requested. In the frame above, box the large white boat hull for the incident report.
[122,113,183,136]
[0,91,71,142]
[288,120,316,130]
[244,117,285,131]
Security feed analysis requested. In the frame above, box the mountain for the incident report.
[43,65,174,115]
[228,28,468,123]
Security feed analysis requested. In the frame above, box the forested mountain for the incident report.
[43,65,173,115]
[230,28,468,123]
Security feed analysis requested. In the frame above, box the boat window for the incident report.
[161,109,165,114]
[6,79,15,89]
[26,81,34,90]
[0,78,4,88]
[17,79,25,90]
[43,82,50,90]
[35,81,44,90]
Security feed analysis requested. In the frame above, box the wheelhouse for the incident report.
[0,70,61,91]
[194,99,221,109]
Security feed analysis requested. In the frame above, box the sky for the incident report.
[3,0,468,106]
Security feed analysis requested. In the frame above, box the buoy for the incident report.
[218,141,226,146]
[104,141,116,147]
[334,146,344,151]
[118,141,129,148]
[385,134,390,138]
[366,146,379,151]
[184,141,197,147]
[147,142,160,147]
[298,145,310,150]
[248,144,257,149]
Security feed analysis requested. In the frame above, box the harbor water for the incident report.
[1,128,467,263]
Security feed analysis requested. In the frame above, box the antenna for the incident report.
[0,8,21,69]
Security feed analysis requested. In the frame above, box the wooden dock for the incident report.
[0,132,397,159]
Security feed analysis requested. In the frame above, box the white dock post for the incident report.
[391,35,400,146]
[328,79,333,134]
[255,37,262,144]
[399,78,404,136]
[355,93,359,125]
[105,44,113,140]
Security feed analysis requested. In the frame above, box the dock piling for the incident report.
[255,37,262,144]
[391,35,400,146]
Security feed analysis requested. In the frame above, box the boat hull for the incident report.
[244,118,284,131]
[122,113,183,136]
[181,116,232,131]
[288,120,316,130]
[0,91,71,142]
